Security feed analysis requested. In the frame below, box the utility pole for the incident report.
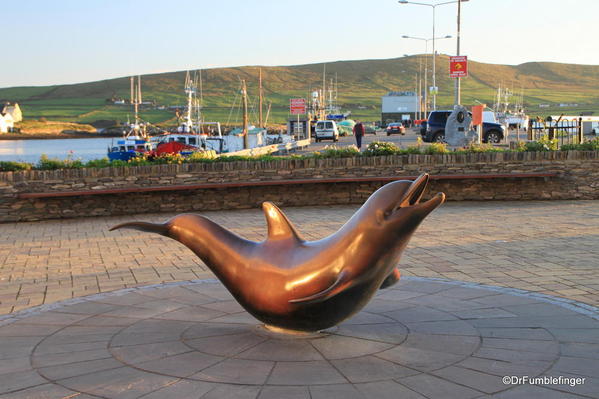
[454,0,462,106]
[432,6,437,110]
[242,79,249,149]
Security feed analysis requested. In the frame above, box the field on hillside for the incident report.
[2,55,598,127]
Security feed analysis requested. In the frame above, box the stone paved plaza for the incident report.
[1,200,598,314]
[0,200,598,398]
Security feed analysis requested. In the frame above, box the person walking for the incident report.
[353,120,365,150]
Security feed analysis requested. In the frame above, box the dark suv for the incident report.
[422,111,506,143]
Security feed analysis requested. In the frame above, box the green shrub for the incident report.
[398,146,423,155]
[520,135,559,152]
[314,145,361,158]
[460,143,504,153]
[423,142,449,155]
[561,138,599,151]
[0,161,32,172]
[36,154,84,170]
[84,158,111,168]
[363,141,400,156]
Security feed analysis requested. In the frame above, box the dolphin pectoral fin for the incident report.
[109,221,169,236]
[379,268,401,289]
[262,202,304,242]
[288,270,350,305]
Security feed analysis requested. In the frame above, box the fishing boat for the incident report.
[107,76,153,161]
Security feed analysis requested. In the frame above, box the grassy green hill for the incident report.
[2,55,598,126]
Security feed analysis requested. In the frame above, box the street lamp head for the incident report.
[445,35,452,38]
[402,35,409,38]
[398,0,409,3]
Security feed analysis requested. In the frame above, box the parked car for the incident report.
[422,110,506,143]
[363,122,377,135]
[386,122,406,136]
[314,120,339,142]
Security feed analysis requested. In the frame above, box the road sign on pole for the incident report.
[290,98,306,115]
[450,56,468,78]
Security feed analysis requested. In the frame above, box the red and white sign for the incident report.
[450,56,468,78]
[290,98,306,115]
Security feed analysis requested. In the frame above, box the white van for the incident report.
[314,120,340,142]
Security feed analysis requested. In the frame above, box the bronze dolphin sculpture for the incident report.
[110,173,445,332]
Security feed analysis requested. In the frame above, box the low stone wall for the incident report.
[1,151,598,222]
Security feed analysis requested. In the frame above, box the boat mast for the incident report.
[259,68,263,129]
[184,71,195,133]
[242,79,249,149]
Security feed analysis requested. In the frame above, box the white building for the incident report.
[0,113,14,133]
[1,103,22,123]
[381,91,420,126]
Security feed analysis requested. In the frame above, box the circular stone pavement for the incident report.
[0,278,598,399]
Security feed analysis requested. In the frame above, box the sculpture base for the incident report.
[1,278,596,398]
[260,324,337,338]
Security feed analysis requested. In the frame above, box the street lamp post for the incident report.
[399,0,469,109]
[454,0,463,105]
[402,35,451,116]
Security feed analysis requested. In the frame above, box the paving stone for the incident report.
[401,332,480,355]
[493,385,588,398]
[333,323,408,344]
[140,380,214,399]
[185,331,268,356]
[559,342,599,360]
[32,348,112,367]
[237,338,324,361]
[135,351,222,377]
[110,340,191,364]
[191,358,274,385]
[432,365,509,394]
[256,386,310,399]
[538,372,599,398]
[552,356,599,378]
[37,357,123,380]
[384,306,458,323]
[0,384,94,399]
[202,384,261,399]
[403,320,480,336]
[457,356,551,377]
[58,366,178,399]
[267,361,347,385]
[309,384,364,399]
[332,355,418,382]
[0,370,47,395]
[399,373,482,399]
[377,345,465,371]
[310,335,394,360]
[355,380,428,399]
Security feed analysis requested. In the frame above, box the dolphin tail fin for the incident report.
[289,270,350,305]
[379,268,401,289]
[109,221,169,236]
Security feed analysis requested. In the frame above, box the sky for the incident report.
[3,0,599,88]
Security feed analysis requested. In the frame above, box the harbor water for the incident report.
[0,138,115,163]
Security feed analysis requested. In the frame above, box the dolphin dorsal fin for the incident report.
[262,202,303,242]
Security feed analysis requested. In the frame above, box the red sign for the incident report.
[450,56,468,78]
[290,98,306,115]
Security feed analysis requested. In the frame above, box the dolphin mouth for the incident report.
[388,174,445,216]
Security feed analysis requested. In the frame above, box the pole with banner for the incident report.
[290,98,307,139]
[472,104,485,144]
